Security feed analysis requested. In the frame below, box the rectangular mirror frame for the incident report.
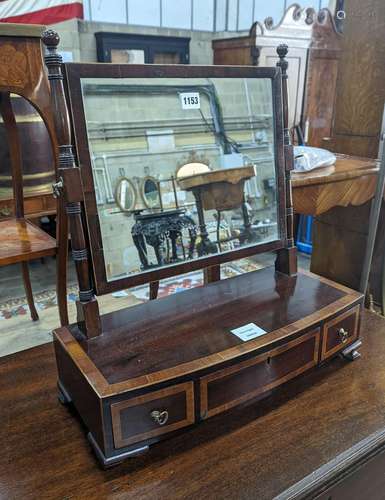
[63,63,287,295]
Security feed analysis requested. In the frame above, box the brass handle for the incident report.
[338,327,349,344]
[150,409,169,426]
[52,177,64,199]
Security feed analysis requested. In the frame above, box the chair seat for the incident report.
[0,217,56,266]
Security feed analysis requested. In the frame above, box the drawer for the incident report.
[321,305,360,360]
[24,197,45,214]
[111,382,195,449]
[43,195,56,211]
[200,329,320,419]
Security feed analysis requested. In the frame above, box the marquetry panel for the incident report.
[111,382,195,449]
[321,305,360,360]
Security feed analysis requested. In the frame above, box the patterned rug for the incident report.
[0,260,263,319]
[129,261,262,301]
[0,284,79,321]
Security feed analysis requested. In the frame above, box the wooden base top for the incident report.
[56,267,362,393]
[2,309,385,499]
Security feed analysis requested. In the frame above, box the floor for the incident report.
[0,252,311,357]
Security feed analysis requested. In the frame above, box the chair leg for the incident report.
[21,261,39,321]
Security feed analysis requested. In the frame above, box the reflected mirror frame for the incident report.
[115,177,137,212]
[141,176,161,209]
[64,63,287,296]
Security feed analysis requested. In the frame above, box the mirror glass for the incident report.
[81,77,280,282]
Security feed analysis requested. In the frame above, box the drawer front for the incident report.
[24,197,45,214]
[200,329,320,419]
[111,382,195,449]
[321,305,360,360]
[43,195,56,210]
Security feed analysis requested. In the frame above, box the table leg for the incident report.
[194,190,217,256]
[169,230,179,262]
[133,233,149,269]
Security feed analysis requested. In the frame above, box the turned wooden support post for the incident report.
[275,43,297,276]
[42,29,101,338]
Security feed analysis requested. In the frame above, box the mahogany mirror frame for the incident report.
[63,62,287,295]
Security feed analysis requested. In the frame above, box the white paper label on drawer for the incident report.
[230,323,267,342]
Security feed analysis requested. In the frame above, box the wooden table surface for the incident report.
[292,154,379,215]
[2,308,385,499]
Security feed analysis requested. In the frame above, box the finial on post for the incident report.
[276,44,289,77]
[42,29,60,49]
[42,30,62,72]
[276,44,290,143]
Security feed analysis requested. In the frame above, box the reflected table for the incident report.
[178,166,255,255]
[131,209,196,269]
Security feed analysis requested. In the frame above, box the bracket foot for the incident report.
[341,339,362,361]
[87,432,149,468]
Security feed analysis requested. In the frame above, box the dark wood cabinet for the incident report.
[95,32,190,64]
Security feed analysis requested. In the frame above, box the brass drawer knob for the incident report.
[338,327,349,343]
[150,409,169,426]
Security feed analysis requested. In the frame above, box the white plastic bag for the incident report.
[293,146,336,172]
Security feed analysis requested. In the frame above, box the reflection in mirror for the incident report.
[81,77,279,281]
[177,162,211,178]
[115,178,136,212]
[142,176,161,209]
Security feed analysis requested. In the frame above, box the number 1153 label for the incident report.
[180,92,200,110]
